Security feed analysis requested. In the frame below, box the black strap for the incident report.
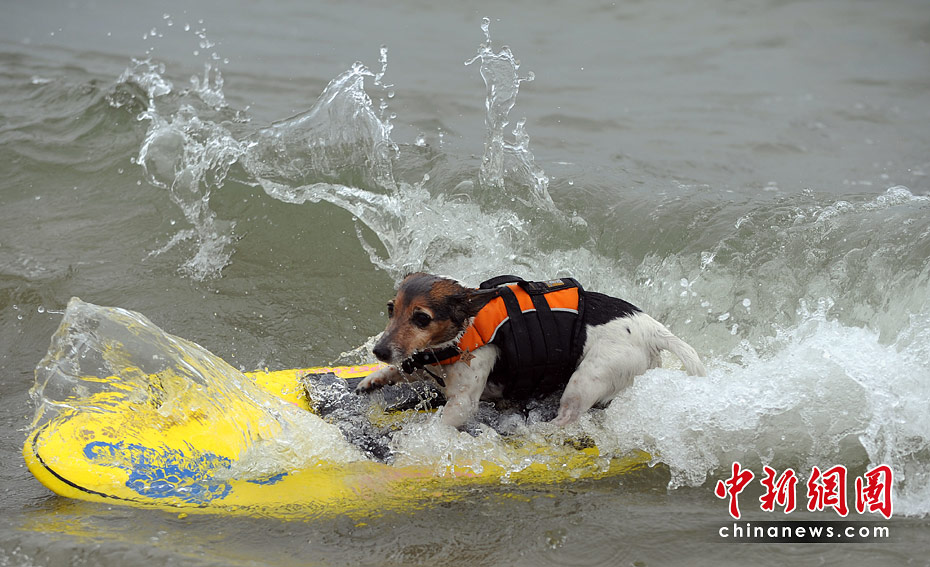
[479,275,525,289]
[529,292,557,366]
[398,345,462,387]
[566,277,586,365]
[400,345,460,373]
[419,366,446,388]
[498,285,534,372]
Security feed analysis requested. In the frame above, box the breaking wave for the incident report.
[30,298,363,477]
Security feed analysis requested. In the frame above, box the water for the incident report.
[2,0,930,564]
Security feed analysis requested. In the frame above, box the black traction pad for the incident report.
[298,371,565,462]
[298,372,445,462]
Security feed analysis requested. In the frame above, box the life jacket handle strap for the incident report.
[479,275,526,289]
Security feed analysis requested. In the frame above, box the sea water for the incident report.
[2,1,929,565]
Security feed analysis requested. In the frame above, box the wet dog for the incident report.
[356,273,705,429]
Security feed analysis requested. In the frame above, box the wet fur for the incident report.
[357,273,706,428]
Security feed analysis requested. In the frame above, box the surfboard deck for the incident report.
[24,364,651,520]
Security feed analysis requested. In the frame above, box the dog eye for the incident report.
[386,302,394,318]
[411,311,432,328]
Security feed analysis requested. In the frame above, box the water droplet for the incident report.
[545,528,567,549]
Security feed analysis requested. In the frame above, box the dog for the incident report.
[356,273,705,429]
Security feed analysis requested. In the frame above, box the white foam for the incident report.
[570,302,930,516]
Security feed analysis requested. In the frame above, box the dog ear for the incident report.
[451,288,499,323]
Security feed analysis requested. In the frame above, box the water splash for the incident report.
[30,298,361,475]
[571,299,930,515]
[125,17,587,280]
[126,46,400,279]
[120,28,246,279]
[120,19,930,342]
[137,101,244,279]
[245,60,397,194]
[465,18,554,214]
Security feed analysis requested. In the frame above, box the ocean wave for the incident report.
[109,18,930,516]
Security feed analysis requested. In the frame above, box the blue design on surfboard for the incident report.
[83,441,232,504]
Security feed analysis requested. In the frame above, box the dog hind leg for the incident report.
[554,362,634,426]
[553,320,653,426]
[553,380,600,426]
[553,361,642,426]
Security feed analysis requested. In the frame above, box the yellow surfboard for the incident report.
[24,362,651,520]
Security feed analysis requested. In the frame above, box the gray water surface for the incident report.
[2,1,930,565]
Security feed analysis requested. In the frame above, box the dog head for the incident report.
[372,273,499,365]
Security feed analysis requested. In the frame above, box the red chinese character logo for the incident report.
[856,464,893,519]
[807,465,848,516]
[715,461,755,519]
[759,466,798,513]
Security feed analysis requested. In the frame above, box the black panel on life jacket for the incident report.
[479,276,587,399]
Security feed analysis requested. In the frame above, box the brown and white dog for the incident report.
[356,273,706,428]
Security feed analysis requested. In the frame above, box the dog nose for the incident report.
[372,343,392,362]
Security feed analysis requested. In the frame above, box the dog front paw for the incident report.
[355,366,399,394]
[354,375,385,393]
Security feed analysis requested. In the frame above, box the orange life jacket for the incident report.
[404,276,587,399]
